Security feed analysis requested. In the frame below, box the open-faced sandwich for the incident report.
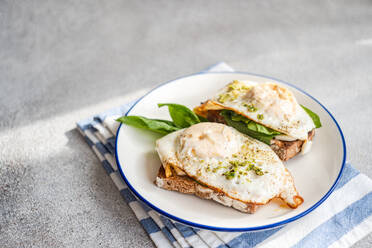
[155,122,303,213]
[117,102,305,213]
[194,80,321,161]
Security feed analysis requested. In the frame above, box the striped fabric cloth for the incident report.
[76,63,372,248]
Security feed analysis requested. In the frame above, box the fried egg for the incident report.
[196,80,315,141]
[155,122,303,209]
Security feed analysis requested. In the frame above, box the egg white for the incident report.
[212,81,315,140]
[156,122,303,207]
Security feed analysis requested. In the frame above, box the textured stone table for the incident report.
[1,1,371,247]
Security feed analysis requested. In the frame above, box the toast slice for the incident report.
[155,166,258,213]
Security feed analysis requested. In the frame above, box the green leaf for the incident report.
[231,113,246,122]
[152,119,177,126]
[254,121,281,135]
[220,110,278,145]
[301,105,322,128]
[196,114,209,122]
[247,121,258,131]
[116,116,180,134]
[158,103,200,128]
[229,111,281,135]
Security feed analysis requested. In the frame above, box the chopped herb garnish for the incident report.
[223,170,236,180]
[254,168,264,176]
[228,80,250,91]
[246,163,264,176]
[243,103,258,112]
[219,81,250,103]
[212,165,224,173]
[218,93,230,103]
[229,160,247,167]
[223,159,264,180]
[249,164,264,175]
[257,114,264,120]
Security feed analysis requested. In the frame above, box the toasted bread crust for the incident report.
[270,130,315,161]
[155,166,258,213]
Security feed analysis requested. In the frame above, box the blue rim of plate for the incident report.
[115,71,347,232]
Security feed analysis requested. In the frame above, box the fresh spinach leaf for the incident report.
[220,110,280,144]
[229,111,281,135]
[196,114,209,122]
[301,105,322,128]
[116,116,180,135]
[158,103,200,128]
[152,119,177,126]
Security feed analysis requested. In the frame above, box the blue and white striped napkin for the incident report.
[77,62,372,248]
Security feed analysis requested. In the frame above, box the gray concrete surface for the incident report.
[1,0,372,247]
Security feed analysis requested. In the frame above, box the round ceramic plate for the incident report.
[115,72,346,231]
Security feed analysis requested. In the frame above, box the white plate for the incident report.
[115,72,346,231]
